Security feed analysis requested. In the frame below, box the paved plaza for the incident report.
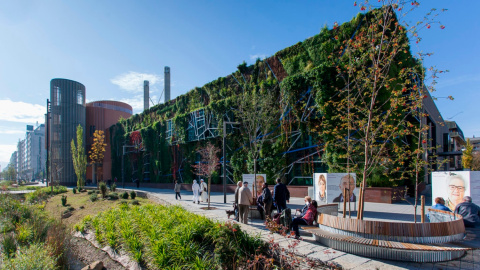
[124,186,480,270]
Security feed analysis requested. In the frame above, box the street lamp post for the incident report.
[223,121,240,203]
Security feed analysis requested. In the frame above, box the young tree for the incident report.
[71,125,87,189]
[320,1,446,220]
[236,78,279,197]
[88,130,107,185]
[462,138,474,170]
[192,142,220,210]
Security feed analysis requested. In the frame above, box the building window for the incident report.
[77,90,83,105]
[54,86,61,106]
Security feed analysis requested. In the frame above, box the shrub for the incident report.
[87,190,94,195]
[25,186,67,204]
[16,223,34,245]
[130,200,140,205]
[90,194,98,202]
[1,233,16,258]
[107,193,119,200]
[130,191,137,200]
[99,182,107,198]
[61,195,67,206]
[72,188,76,194]
[121,192,129,200]
[67,206,75,212]
[110,183,117,192]
[1,243,57,270]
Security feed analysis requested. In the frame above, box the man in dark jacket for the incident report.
[262,183,273,220]
[273,178,290,214]
[454,196,480,227]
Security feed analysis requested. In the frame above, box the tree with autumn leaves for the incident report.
[89,130,107,185]
[320,1,447,220]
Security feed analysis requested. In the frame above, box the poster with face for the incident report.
[242,174,267,196]
[432,172,471,211]
[313,173,358,205]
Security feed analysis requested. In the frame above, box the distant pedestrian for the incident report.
[455,196,480,227]
[192,180,200,204]
[200,179,208,202]
[262,183,273,220]
[234,181,243,221]
[239,182,253,224]
[273,178,290,214]
[174,180,182,200]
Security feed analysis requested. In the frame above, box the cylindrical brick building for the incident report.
[86,101,132,183]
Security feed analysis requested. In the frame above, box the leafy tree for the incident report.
[236,78,279,197]
[71,125,86,189]
[462,138,473,170]
[89,130,107,185]
[472,151,480,171]
[192,142,220,209]
[320,1,447,220]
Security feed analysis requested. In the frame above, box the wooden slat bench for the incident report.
[302,226,470,263]
[316,211,466,244]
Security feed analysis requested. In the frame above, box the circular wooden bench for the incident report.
[301,209,470,262]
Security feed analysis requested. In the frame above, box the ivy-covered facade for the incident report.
[109,9,446,188]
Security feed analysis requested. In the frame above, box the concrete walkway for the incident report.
[120,186,479,270]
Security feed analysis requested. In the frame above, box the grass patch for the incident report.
[43,190,149,228]
[76,203,269,269]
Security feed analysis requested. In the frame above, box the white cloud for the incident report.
[0,144,17,164]
[0,99,45,123]
[111,72,162,93]
[250,54,267,61]
[0,126,25,135]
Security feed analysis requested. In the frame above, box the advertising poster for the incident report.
[242,174,267,196]
[432,171,471,211]
[313,173,358,205]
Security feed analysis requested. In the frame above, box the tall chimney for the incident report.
[164,66,170,103]
[144,80,149,111]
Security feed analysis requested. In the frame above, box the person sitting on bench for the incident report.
[295,196,312,217]
[290,200,318,240]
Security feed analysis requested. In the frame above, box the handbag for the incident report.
[204,187,207,192]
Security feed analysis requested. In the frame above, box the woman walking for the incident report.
[192,180,200,204]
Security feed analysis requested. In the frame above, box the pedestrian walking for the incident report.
[234,181,243,221]
[273,178,290,214]
[174,180,182,200]
[200,179,208,202]
[239,181,253,224]
[192,180,200,204]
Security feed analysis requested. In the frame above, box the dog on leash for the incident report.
[225,209,235,219]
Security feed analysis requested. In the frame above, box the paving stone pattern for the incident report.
[123,186,479,270]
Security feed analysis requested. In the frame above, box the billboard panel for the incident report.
[432,171,471,211]
[313,173,358,205]
[242,174,267,196]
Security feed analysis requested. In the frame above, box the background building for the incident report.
[47,79,86,186]
[86,101,132,183]
[25,124,46,180]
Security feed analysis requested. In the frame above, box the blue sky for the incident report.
[0,0,478,169]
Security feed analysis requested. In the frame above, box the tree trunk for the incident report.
[208,176,211,210]
[92,163,96,185]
